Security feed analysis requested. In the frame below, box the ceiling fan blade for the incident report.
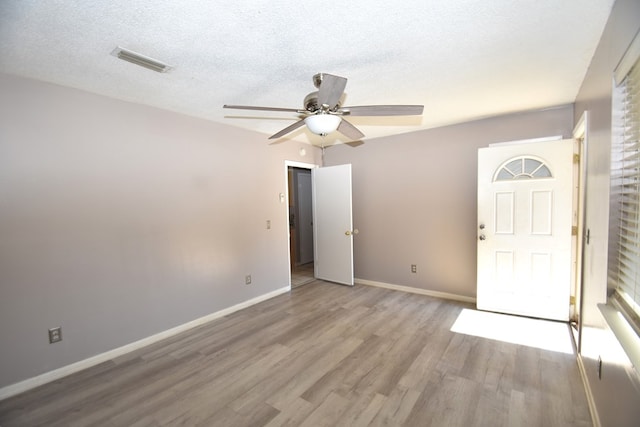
[268,119,307,139]
[337,118,365,140]
[340,105,424,116]
[224,104,302,113]
[317,74,347,109]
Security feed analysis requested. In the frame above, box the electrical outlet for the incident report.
[48,326,62,344]
[245,275,252,285]
[411,264,417,273]
[266,220,271,230]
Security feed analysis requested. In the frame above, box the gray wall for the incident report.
[573,0,640,425]
[0,73,321,388]
[324,106,574,298]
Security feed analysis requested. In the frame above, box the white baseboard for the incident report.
[577,354,600,427]
[356,278,476,304]
[0,286,290,401]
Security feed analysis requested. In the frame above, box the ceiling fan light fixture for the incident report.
[304,114,341,136]
[111,46,172,73]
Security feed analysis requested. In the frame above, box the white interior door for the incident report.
[312,164,354,286]
[477,139,574,321]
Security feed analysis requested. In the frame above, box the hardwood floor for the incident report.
[290,262,314,288]
[0,282,591,427]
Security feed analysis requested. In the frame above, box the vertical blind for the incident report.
[613,47,640,316]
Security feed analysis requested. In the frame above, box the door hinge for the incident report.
[571,226,578,236]
[573,154,580,164]
[570,296,576,305]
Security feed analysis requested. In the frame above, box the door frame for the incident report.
[284,160,318,289]
[572,111,589,353]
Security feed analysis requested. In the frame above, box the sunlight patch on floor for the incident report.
[450,308,574,354]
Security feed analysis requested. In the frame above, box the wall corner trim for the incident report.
[355,278,476,304]
[0,286,290,401]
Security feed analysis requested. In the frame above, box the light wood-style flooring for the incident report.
[0,282,591,426]
[291,262,314,288]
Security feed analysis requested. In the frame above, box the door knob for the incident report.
[479,234,486,241]
[479,224,485,230]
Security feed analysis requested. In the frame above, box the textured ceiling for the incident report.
[0,0,614,146]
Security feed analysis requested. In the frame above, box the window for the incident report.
[611,33,640,319]
[494,156,552,181]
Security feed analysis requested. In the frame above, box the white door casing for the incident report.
[285,160,317,287]
[312,164,355,286]
[477,139,574,321]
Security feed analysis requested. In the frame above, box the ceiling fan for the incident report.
[223,73,424,141]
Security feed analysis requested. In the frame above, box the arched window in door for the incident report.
[494,156,552,181]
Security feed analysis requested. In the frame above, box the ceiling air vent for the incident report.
[111,46,172,73]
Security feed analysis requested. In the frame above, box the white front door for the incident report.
[312,164,354,286]
[477,139,574,321]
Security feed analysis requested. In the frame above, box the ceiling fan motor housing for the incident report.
[303,91,320,112]
[304,91,343,113]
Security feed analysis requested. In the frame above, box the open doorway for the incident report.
[287,163,316,287]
